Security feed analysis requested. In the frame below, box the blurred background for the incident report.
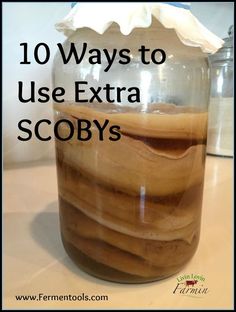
[2,2,234,166]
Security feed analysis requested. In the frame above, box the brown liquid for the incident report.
[54,102,207,283]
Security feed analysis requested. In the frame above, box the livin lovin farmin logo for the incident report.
[173,274,209,298]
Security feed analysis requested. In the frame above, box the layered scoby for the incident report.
[54,102,207,282]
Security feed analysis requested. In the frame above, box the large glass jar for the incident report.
[207,25,233,157]
[52,19,210,283]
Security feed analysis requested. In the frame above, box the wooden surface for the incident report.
[3,156,233,309]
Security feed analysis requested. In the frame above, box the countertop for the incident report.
[3,156,233,309]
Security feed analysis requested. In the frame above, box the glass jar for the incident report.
[52,19,210,283]
[207,25,233,157]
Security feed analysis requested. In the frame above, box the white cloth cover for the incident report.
[55,3,224,54]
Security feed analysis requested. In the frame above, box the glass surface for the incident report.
[207,25,233,157]
[52,19,210,283]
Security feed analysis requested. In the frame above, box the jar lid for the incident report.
[209,25,233,62]
[55,3,223,54]
[223,25,233,48]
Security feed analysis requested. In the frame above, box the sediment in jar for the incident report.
[54,102,207,282]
